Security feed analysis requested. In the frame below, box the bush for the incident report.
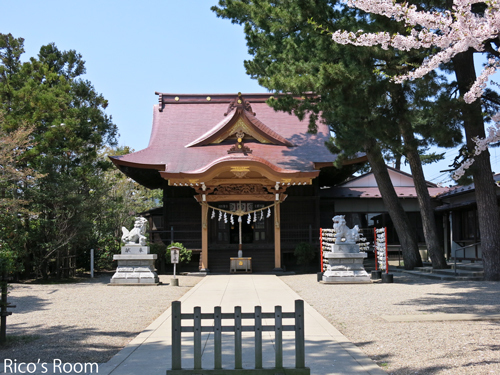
[0,248,17,277]
[294,242,316,266]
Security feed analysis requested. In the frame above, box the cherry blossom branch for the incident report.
[331,0,500,179]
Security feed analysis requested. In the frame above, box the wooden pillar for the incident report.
[274,202,282,270]
[201,203,209,271]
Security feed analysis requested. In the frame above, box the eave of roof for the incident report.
[321,186,449,198]
[161,154,319,184]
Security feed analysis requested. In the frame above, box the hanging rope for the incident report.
[204,201,279,217]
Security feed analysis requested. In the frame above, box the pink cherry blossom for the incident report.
[332,0,500,179]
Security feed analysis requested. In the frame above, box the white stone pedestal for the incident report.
[109,245,159,285]
[322,244,371,283]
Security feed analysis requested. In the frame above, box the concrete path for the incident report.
[100,275,385,375]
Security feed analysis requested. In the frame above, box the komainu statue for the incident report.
[121,217,148,246]
[332,215,360,244]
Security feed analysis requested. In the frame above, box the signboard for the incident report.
[170,247,180,264]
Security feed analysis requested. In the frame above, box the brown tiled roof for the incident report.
[112,93,339,186]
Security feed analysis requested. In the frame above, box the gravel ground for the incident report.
[0,273,202,364]
[280,273,500,375]
[2,272,499,374]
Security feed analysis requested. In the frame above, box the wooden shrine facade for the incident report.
[111,92,364,273]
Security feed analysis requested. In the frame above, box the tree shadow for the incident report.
[394,282,500,314]
[279,132,336,170]
[0,322,137,363]
[7,294,49,314]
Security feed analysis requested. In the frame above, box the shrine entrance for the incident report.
[206,201,275,273]
[211,202,272,246]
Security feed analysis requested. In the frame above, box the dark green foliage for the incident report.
[166,243,192,265]
[212,0,463,269]
[0,33,120,278]
[294,242,316,266]
[212,0,462,162]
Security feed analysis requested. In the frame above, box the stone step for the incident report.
[451,262,484,272]
[432,268,484,277]
[413,266,484,277]
[402,270,483,281]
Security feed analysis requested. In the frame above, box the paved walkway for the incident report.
[100,275,385,375]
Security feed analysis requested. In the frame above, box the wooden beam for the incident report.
[195,194,276,203]
[201,203,208,271]
[274,202,281,269]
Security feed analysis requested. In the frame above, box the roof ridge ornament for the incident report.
[227,130,252,155]
[224,92,256,116]
[158,93,164,112]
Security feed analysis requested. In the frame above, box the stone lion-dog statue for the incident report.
[332,215,360,244]
[121,217,148,246]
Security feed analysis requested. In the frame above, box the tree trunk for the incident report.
[453,50,500,281]
[364,139,423,269]
[391,84,449,269]
[402,131,449,268]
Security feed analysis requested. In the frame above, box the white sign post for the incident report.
[170,246,180,286]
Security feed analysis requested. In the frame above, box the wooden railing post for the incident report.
[193,306,202,369]
[275,305,283,368]
[214,306,222,369]
[295,299,305,368]
[171,301,182,370]
[234,306,242,369]
[255,305,263,369]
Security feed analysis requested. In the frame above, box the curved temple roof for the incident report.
[111,93,345,188]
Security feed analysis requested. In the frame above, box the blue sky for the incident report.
[3,0,498,186]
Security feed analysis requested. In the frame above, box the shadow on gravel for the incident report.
[394,283,500,314]
[7,295,49,314]
[353,340,376,348]
[390,364,452,374]
[0,323,135,363]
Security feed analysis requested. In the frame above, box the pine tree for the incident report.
[213,0,462,269]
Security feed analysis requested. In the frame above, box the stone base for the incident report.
[322,252,371,283]
[331,243,360,253]
[110,254,159,285]
[120,245,150,255]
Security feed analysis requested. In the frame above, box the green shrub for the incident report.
[166,242,192,264]
[0,249,16,276]
[294,242,316,266]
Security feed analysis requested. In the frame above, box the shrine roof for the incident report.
[111,93,345,187]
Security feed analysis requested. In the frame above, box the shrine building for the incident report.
[110,92,367,273]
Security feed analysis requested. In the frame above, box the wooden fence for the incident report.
[167,300,310,375]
